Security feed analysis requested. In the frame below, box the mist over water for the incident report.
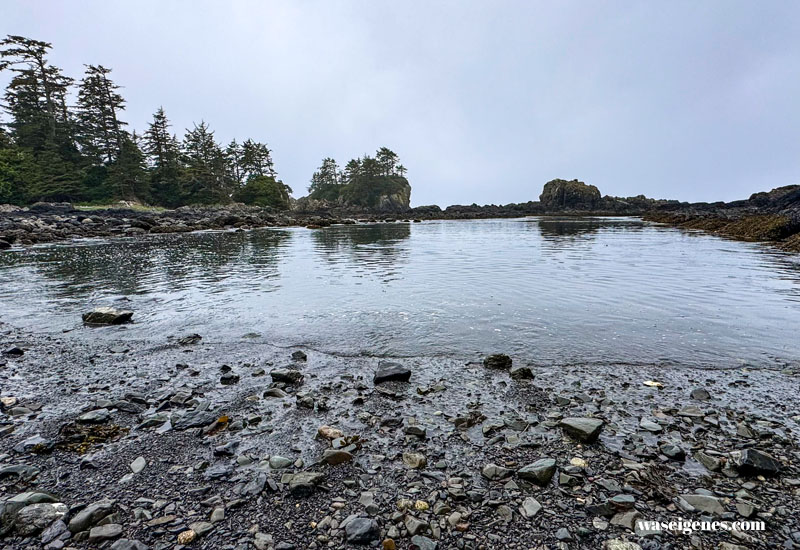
[1,217,799,368]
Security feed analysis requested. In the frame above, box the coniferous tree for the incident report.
[225,139,244,186]
[376,147,398,176]
[144,107,183,206]
[108,131,148,201]
[0,36,74,148]
[1,35,81,201]
[77,65,126,163]
[241,139,275,179]
[181,121,229,204]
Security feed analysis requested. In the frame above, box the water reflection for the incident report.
[4,229,292,298]
[1,218,800,368]
[311,223,411,280]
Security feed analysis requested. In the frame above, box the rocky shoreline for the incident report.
[3,182,800,253]
[1,320,798,550]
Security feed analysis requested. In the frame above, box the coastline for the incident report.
[3,183,800,253]
[0,321,798,549]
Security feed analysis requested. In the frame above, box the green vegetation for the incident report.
[308,147,410,209]
[0,35,290,208]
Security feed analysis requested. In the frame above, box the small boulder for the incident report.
[345,517,380,544]
[82,307,133,325]
[373,362,411,384]
[483,354,512,369]
[509,365,534,379]
[732,448,781,476]
[517,458,556,486]
[559,417,604,442]
[270,369,303,384]
[402,452,427,469]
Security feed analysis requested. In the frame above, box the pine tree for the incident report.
[144,107,183,206]
[225,139,244,186]
[108,131,148,201]
[181,121,229,204]
[241,139,275,179]
[77,65,127,164]
[376,147,399,176]
[1,35,81,200]
[0,36,74,148]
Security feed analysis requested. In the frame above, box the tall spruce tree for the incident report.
[0,35,81,200]
[181,121,230,204]
[77,64,126,164]
[108,131,148,201]
[144,107,183,206]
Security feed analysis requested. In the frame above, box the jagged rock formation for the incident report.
[539,179,601,210]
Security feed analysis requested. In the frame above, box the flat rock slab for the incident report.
[559,417,604,442]
[733,448,781,476]
[373,362,411,384]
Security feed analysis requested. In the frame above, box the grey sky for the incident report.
[2,1,799,206]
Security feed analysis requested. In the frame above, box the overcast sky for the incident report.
[2,1,799,206]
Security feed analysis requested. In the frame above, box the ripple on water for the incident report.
[1,218,800,368]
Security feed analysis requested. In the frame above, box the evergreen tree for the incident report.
[0,36,74,149]
[241,139,275,179]
[144,107,183,206]
[308,157,342,201]
[225,139,244,186]
[77,65,126,163]
[181,121,229,204]
[376,147,399,176]
[108,131,148,201]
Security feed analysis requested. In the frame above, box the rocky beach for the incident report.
[0,313,798,550]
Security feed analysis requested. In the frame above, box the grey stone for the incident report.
[110,540,150,550]
[410,535,438,550]
[679,494,725,516]
[288,472,324,496]
[559,417,604,442]
[68,499,115,533]
[517,458,556,486]
[481,463,512,481]
[373,362,412,384]
[509,365,534,379]
[405,515,427,535]
[344,517,379,544]
[483,354,512,369]
[82,307,133,325]
[130,457,146,473]
[15,503,67,536]
[269,456,294,469]
[88,523,123,542]
[732,448,781,476]
[690,387,711,400]
[520,497,542,518]
[270,368,303,384]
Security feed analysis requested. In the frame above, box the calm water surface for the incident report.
[1,217,799,368]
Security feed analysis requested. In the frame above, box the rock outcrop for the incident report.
[539,179,601,211]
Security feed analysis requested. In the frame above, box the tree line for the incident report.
[0,35,291,208]
[308,147,409,208]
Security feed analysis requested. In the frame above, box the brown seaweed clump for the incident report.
[56,422,129,454]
